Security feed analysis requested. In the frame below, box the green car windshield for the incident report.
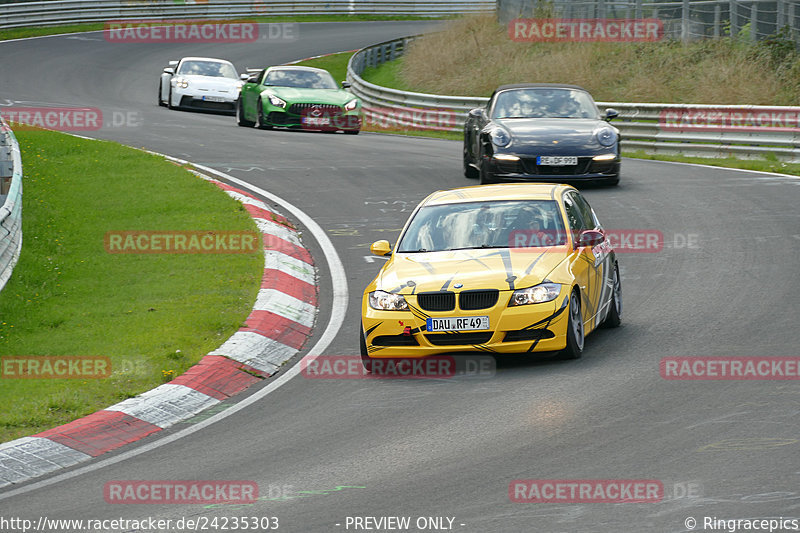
[263,69,338,89]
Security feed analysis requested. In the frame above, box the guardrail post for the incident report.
[635,0,643,20]
[714,4,721,38]
[750,1,757,42]
[681,0,690,43]
[729,0,738,38]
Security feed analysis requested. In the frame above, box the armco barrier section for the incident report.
[346,36,800,163]
[0,117,22,294]
[0,0,494,29]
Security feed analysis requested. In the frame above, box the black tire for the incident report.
[256,100,273,130]
[603,262,622,328]
[167,87,176,110]
[479,161,497,185]
[158,81,166,107]
[560,290,584,360]
[360,326,372,373]
[344,129,360,135]
[463,146,479,179]
[236,98,255,127]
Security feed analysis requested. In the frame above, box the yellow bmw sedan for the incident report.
[360,183,621,367]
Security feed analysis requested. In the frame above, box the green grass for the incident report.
[623,151,800,177]
[0,15,447,42]
[0,128,263,443]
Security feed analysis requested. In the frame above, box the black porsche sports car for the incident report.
[463,83,621,186]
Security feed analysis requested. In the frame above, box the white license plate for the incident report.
[202,96,226,102]
[426,316,490,332]
[302,116,331,126]
[537,156,578,166]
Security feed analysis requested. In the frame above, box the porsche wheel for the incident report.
[463,147,478,179]
[560,290,584,359]
[236,98,254,127]
[167,87,176,110]
[158,81,166,107]
[603,262,622,328]
[256,100,273,130]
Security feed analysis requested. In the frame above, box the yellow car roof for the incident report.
[422,183,575,206]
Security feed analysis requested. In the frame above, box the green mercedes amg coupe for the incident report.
[236,65,361,134]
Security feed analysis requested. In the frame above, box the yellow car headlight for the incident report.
[369,290,409,311]
[509,283,561,306]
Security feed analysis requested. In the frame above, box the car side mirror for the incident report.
[605,108,619,121]
[240,73,250,81]
[163,67,175,75]
[576,230,604,248]
[341,81,352,89]
[468,108,486,119]
[370,240,392,257]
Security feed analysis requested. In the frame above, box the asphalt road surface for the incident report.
[1,21,799,533]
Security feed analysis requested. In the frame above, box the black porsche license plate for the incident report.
[537,156,578,166]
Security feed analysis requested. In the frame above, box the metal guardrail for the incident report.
[347,36,800,162]
[0,0,494,29]
[0,116,23,294]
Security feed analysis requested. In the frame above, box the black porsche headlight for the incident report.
[490,127,512,148]
[595,126,618,147]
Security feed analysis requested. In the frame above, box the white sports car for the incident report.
[158,57,242,114]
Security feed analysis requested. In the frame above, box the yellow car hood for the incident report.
[377,248,569,293]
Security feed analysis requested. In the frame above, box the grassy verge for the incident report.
[0,128,263,443]
[0,15,445,42]
[623,151,800,177]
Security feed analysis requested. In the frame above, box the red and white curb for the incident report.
[0,178,317,489]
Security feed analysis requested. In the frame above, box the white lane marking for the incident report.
[253,289,316,327]
[0,160,348,501]
[265,251,316,285]
[105,384,219,429]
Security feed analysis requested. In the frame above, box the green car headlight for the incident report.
[509,283,561,306]
[344,98,359,112]
[369,290,409,311]
[267,94,287,109]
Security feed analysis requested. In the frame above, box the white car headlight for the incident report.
[174,77,189,89]
[490,127,512,148]
[369,290,409,311]
[595,126,618,147]
[344,98,359,112]
[267,94,287,108]
[509,283,561,306]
